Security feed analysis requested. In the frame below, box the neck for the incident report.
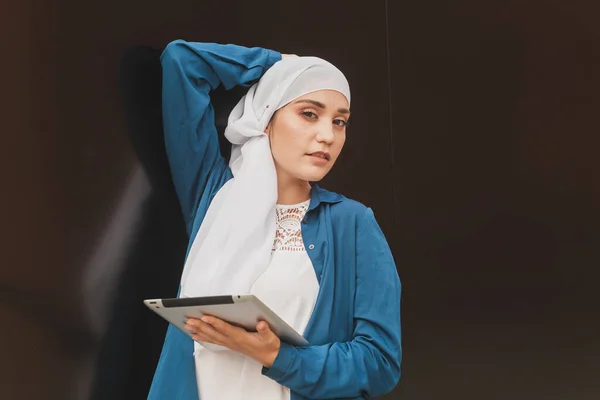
[276,171,311,205]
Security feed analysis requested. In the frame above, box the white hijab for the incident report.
[180,56,351,299]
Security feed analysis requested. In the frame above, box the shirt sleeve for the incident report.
[160,40,281,233]
[263,207,402,399]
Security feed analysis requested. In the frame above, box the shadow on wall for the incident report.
[88,46,252,400]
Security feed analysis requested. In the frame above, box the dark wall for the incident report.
[2,1,599,399]
[389,1,600,399]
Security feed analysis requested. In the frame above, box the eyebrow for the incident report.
[293,99,351,115]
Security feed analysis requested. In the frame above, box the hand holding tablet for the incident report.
[144,294,308,346]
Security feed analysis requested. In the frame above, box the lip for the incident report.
[307,151,331,161]
[307,155,329,165]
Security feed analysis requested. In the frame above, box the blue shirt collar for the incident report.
[309,184,344,212]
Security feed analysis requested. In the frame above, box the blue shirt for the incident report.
[148,40,402,400]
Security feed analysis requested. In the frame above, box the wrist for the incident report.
[261,339,281,368]
[262,350,278,368]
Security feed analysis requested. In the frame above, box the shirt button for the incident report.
[308,244,315,250]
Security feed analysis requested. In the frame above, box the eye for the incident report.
[301,110,318,119]
[333,119,349,128]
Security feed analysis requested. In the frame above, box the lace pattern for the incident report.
[272,200,309,252]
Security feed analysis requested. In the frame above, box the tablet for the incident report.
[144,294,308,346]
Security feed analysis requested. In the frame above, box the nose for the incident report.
[315,121,335,145]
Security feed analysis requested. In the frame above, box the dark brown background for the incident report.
[2,0,599,399]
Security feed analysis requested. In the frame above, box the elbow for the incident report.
[368,348,402,397]
[385,359,402,394]
[386,346,402,392]
[160,39,187,64]
[381,364,401,396]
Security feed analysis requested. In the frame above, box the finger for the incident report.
[186,318,218,338]
[185,319,200,334]
[193,333,220,345]
[256,321,275,339]
[256,321,270,332]
[201,316,244,337]
[196,319,230,343]
[185,317,209,333]
[184,323,196,335]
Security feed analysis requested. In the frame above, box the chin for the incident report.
[288,165,334,183]
[296,172,328,183]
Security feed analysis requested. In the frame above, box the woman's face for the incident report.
[265,89,350,183]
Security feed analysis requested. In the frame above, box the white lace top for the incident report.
[194,200,319,400]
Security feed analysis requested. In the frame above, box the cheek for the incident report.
[274,127,308,153]
[331,134,346,158]
[271,130,303,163]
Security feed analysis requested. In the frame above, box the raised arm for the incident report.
[263,208,402,398]
[160,40,281,233]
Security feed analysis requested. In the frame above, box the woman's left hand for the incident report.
[185,316,281,368]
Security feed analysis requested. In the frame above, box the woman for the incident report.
[148,40,401,400]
